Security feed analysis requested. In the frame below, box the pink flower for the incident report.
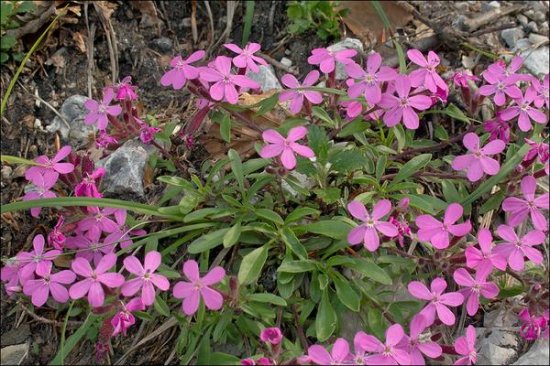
[22,261,75,307]
[260,327,283,345]
[307,338,351,365]
[16,235,61,280]
[259,126,315,170]
[465,229,507,271]
[453,71,479,88]
[454,325,477,365]
[199,56,260,104]
[345,52,396,104]
[173,259,225,315]
[114,76,138,101]
[111,298,145,337]
[451,133,505,182]
[78,207,120,235]
[408,278,464,326]
[389,216,412,248]
[241,358,256,365]
[478,70,522,106]
[415,203,472,250]
[399,314,442,365]
[519,308,548,341]
[69,253,125,307]
[138,123,161,144]
[96,131,118,148]
[1,258,24,296]
[84,88,122,130]
[532,74,549,109]
[483,113,511,143]
[524,139,549,164]
[407,49,447,93]
[347,200,398,252]
[161,50,205,90]
[379,75,433,129]
[224,43,267,72]
[279,71,323,114]
[122,251,170,306]
[47,216,66,250]
[66,230,114,267]
[22,171,57,217]
[453,266,499,316]
[502,175,549,231]
[493,225,545,271]
[307,47,357,74]
[75,167,105,198]
[340,99,363,119]
[487,56,523,79]
[500,86,548,132]
[359,324,410,365]
[25,145,74,186]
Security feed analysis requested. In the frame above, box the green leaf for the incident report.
[188,228,230,254]
[278,260,317,273]
[157,265,182,279]
[1,2,14,25]
[285,207,320,223]
[220,113,231,143]
[338,118,368,137]
[280,227,308,260]
[479,190,505,214]
[393,125,406,152]
[1,154,39,165]
[0,35,17,51]
[248,293,287,306]
[332,273,360,311]
[184,208,232,223]
[308,125,329,162]
[255,208,284,226]
[312,106,335,126]
[397,193,447,215]
[329,150,371,173]
[228,149,244,194]
[441,103,471,123]
[441,180,461,203]
[254,93,279,116]
[313,187,341,205]
[223,221,241,247]
[0,52,8,64]
[241,0,255,46]
[345,258,392,285]
[390,154,432,186]
[305,219,353,240]
[376,155,387,181]
[238,244,269,285]
[154,296,171,317]
[208,353,242,365]
[392,40,407,74]
[316,290,337,341]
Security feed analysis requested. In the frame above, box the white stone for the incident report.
[327,38,364,80]
[280,57,292,67]
[513,339,550,365]
[521,46,550,77]
[501,28,525,48]
[0,343,28,365]
[246,65,282,92]
[46,95,95,147]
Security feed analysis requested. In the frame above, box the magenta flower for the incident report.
[454,325,477,365]
[307,338,351,365]
[415,203,471,250]
[453,266,499,316]
[407,49,447,93]
[22,261,75,307]
[69,253,125,307]
[399,314,442,365]
[48,216,66,250]
[199,56,260,104]
[78,207,120,235]
[75,167,105,198]
[160,50,205,90]
[532,74,549,109]
[487,56,523,79]
[307,47,357,74]
[259,126,315,170]
[345,52,396,104]
[96,131,118,148]
[25,145,74,186]
[138,123,161,144]
[451,132,505,182]
[340,99,363,119]
[347,200,398,252]
[114,76,138,101]
[379,75,433,129]
[16,235,61,280]
[493,225,546,272]
[84,88,122,130]
[22,171,57,217]
[453,71,479,88]
[519,308,548,341]
[389,216,412,248]
[1,258,24,296]
[260,327,283,345]
[483,113,511,143]
[408,278,464,326]
[500,86,548,132]
[66,230,114,267]
[121,251,170,306]
[524,139,549,164]
[111,297,145,337]
[358,324,410,365]
[173,259,225,315]
[279,70,323,114]
[478,71,522,106]
[465,229,507,271]
[502,175,549,231]
[224,43,267,72]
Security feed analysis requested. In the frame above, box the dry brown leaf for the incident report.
[131,1,162,28]
[336,1,412,45]
[45,47,66,73]
[94,1,117,21]
[72,31,86,53]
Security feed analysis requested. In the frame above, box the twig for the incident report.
[461,4,527,32]
[191,0,198,44]
[203,1,215,47]
[292,304,309,350]
[18,301,82,327]
[17,81,70,130]
[5,3,57,39]
[84,2,96,99]
[471,22,518,37]
[257,52,298,75]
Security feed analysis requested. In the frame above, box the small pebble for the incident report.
[1,166,13,180]
[151,37,173,53]
[280,57,292,67]
[527,21,539,33]
[517,14,529,26]
[529,33,549,44]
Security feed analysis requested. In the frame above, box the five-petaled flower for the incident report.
[307,47,357,74]
[502,175,549,231]
[172,259,225,315]
[307,338,351,365]
[17,234,62,280]
[224,43,267,73]
[111,298,145,337]
[279,70,323,114]
[493,225,546,272]
[407,49,447,93]
[398,314,442,365]
[84,88,123,130]
[345,52,396,105]
[465,229,507,271]
[453,266,499,316]
[451,132,506,182]
[259,126,315,170]
[160,50,205,90]
[415,203,472,249]
[122,251,170,306]
[359,324,411,365]
[453,325,477,365]
[22,171,57,217]
[23,261,75,307]
[500,86,548,132]
[25,145,74,186]
[347,200,398,252]
[408,277,464,326]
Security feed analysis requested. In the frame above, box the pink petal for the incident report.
[496,225,518,243]
[530,209,548,231]
[466,160,484,182]
[348,226,367,245]
[290,143,315,158]
[533,193,549,209]
[224,84,239,104]
[280,148,297,170]
[452,154,476,171]
[144,251,162,272]
[363,227,380,252]
[409,95,433,110]
[331,338,350,362]
[209,82,225,101]
[440,292,464,306]
[408,281,433,300]
[260,143,284,159]
[95,253,117,274]
[480,140,505,155]
[173,281,194,299]
[418,341,442,358]
[224,43,243,54]
[479,156,500,175]
[121,278,143,297]
[308,345,333,365]
[466,292,479,316]
[409,69,427,88]
[394,75,411,98]
[281,74,300,89]
[431,230,450,249]
[462,133,480,152]
[367,52,382,74]
[480,283,499,299]
[403,107,420,129]
[289,93,305,114]
[150,274,170,290]
[303,70,320,86]
[430,278,447,294]
[444,203,463,225]
[183,289,200,315]
[186,50,206,64]
[453,268,475,287]
[202,267,226,286]
[200,287,224,310]
[141,281,156,306]
[98,272,125,288]
[88,281,105,307]
[376,221,398,237]
[320,58,335,74]
[123,256,145,276]
[508,249,525,271]
[502,197,528,213]
[448,222,472,237]
[183,260,200,282]
[522,246,543,265]
[69,278,92,299]
[51,270,76,285]
[385,324,404,346]
[71,257,93,277]
[383,107,403,127]
[416,215,442,229]
[262,129,285,144]
[49,282,69,303]
[365,354,396,365]
[31,285,50,307]
[53,146,72,162]
[435,304,456,325]
[357,334,385,353]
[407,49,428,67]
[372,200,391,220]
[391,348,411,365]
[287,126,308,142]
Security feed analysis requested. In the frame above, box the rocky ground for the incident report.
[1,1,549,364]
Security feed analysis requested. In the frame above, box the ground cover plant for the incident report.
[1,38,549,365]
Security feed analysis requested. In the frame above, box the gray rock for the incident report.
[454,2,469,11]
[339,310,365,343]
[46,95,95,147]
[517,14,529,26]
[527,21,539,33]
[0,324,30,347]
[98,140,154,199]
[0,343,28,365]
[282,170,316,197]
[481,1,500,12]
[477,308,522,365]
[529,33,550,44]
[513,339,550,365]
[501,28,526,48]
[541,21,549,35]
[280,57,292,67]
[151,37,173,53]
[521,46,550,76]
[327,38,364,80]
[484,307,518,327]
[246,65,281,92]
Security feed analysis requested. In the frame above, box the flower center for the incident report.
[176,60,186,69]
[366,219,375,227]
[399,98,409,107]
[521,103,530,112]
[383,346,392,356]
[365,74,376,84]
[496,82,505,91]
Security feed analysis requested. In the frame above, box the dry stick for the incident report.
[5,3,57,39]
[292,304,309,350]
[203,1,215,47]
[461,4,527,32]
[191,0,198,44]
[84,3,96,99]
[17,81,70,129]
[18,301,82,327]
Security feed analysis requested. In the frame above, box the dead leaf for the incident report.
[93,1,118,21]
[72,31,86,53]
[336,1,412,45]
[131,1,162,28]
[45,47,66,73]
